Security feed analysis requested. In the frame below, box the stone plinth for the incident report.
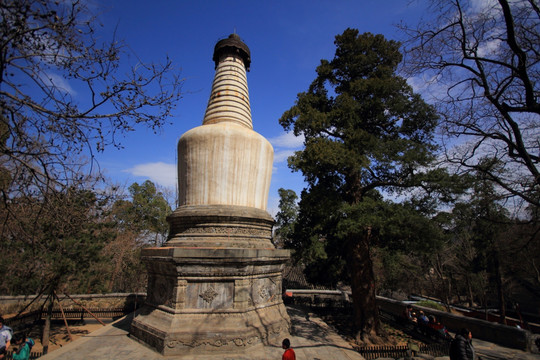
[166,205,274,248]
[130,247,291,356]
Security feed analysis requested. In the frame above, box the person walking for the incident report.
[11,333,30,360]
[450,328,476,360]
[282,338,296,360]
[0,317,12,360]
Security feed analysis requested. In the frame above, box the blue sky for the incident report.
[93,0,430,215]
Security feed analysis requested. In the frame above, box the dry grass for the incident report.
[312,308,424,348]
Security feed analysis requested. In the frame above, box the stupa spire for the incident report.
[203,34,252,129]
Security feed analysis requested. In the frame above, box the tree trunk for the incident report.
[466,275,474,307]
[433,254,449,310]
[346,228,381,344]
[483,290,488,321]
[494,252,506,324]
[443,273,452,311]
[42,295,54,355]
[108,246,126,292]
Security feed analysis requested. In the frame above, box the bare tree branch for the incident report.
[401,0,540,207]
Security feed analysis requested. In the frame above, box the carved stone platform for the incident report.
[166,205,275,249]
[130,247,291,356]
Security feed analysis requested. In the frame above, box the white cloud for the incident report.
[125,162,176,188]
[470,0,499,15]
[477,38,502,57]
[269,131,303,165]
[407,73,448,97]
[274,149,296,163]
[269,132,304,149]
[44,72,77,96]
[407,73,447,103]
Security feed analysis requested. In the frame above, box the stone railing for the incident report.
[283,289,351,307]
[284,290,536,352]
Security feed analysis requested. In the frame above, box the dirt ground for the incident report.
[16,319,114,354]
[312,308,424,348]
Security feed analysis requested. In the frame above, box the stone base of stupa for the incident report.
[165,205,279,249]
[130,247,291,356]
[130,206,291,356]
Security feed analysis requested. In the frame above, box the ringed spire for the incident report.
[203,34,252,129]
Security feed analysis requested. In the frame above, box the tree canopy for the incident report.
[0,186,116,295]
[0,0,180,295]
[0,179,172,296]
[113,180,172,246]
[279,29,443,343]
[274,188,299,248]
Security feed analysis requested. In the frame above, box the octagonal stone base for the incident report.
[130,247,291,357]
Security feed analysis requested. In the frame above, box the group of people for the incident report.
[0,316,33,360]
[282,326,475,360]
[403,305,451,340]
[403,305,477,360]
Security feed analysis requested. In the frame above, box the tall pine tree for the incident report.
[280,29,439,342]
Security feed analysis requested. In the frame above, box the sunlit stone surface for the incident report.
[177,123,273,210]
[130,34,291,357]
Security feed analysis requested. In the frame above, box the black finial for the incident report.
[212,34,251,71]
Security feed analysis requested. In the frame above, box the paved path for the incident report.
[473,337,540,360]
[38,305,540,360]
[39,305,363,360]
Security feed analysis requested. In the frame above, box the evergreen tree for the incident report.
[0,187,116,295]
[279,29,440,342]
[274,188,299,248]
[106,180,172,291]
[444,165,513,321]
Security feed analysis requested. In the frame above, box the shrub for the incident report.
[417,300,446,312]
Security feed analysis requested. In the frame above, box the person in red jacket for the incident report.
[282,338,296,360]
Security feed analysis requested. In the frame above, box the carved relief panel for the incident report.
[146,274,176,308]
[186,281,234,309]
[251,276,278,305]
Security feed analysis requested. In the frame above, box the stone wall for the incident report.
[0,293,146,314]
[372,295,534,351]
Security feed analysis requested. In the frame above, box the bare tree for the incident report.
[401,0,539,207]
[0,0,182,204]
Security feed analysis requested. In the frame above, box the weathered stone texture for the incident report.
[129,34,291,356]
